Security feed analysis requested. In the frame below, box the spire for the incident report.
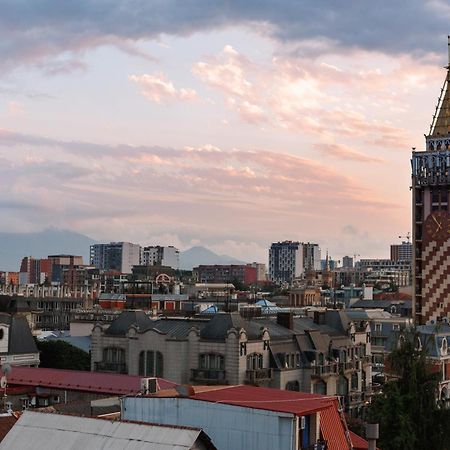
[429,37,450,138]
[325,250,330,271]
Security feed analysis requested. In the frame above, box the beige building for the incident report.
[92,309,372,414]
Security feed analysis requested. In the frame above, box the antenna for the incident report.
[448,35,450,68]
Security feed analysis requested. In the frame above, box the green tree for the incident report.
[368,331,450,450]
[36,339,90,371]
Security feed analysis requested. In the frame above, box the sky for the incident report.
[0,1,449,264]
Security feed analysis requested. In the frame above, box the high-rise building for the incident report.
[269,241,303,284]
[90,242,141,274]
[390,242,412,262]
[302,243,321,271]
[141,246,179,269]
[342,256,354,269]
[412,38,450,324]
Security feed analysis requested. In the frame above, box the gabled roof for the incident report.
[0,314,38,355]
[4,366,177,395]
[0,411,216,450]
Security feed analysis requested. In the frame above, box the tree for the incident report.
[368,331,450,450]
[36,339,90,371]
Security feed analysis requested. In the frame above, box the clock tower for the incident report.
[412,37,450,324]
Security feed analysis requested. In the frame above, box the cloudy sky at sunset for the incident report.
[1,1,450,263]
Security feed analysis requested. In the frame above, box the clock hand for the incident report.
[432,215,443,230]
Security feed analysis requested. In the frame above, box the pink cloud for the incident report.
[129,73,197,103]
[314,143,385,164]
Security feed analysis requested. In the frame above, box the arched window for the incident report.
[138,351,164,377]
[313,380,326,395]
[247,353,263,370]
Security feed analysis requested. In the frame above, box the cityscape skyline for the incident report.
[1,3,449,263]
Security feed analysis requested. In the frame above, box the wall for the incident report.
[122,397,297,450]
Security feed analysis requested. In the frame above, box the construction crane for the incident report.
[398,232,411,243]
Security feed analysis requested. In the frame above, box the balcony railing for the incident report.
[339,361,355,372]
[191,368,227,384]
[94,362,127,374]
[245,368,272,384]
[311,364,338,377]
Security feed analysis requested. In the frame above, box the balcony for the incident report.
[245,368,272,384]
[94,362,127,374]
[311,364,338,377]
[191,368,227,384]
[339,361,355,372]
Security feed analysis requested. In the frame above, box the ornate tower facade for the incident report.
[412,38,450,324]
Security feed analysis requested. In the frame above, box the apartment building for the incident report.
[141,245,180,269]
[90,242,141,274]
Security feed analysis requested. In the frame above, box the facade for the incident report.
[90,242,141,274]
[390,241,412,262]
[411,44,450,323]
[141,245,180,269]
[193,265,257,285]
[92,310,372,414]
[248,262,267,282]
[269,241,303,284]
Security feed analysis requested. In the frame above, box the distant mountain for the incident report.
[179,246,246,270]
[0,228,98,271]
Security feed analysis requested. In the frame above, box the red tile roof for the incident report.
[349,430,370,450]
[159,385,360,450]
[4,366,177,395]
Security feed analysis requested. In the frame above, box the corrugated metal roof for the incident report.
[0,411,204,450]
[190,385,334,416]
[319,402,351,450]
[349,430,370,449]
[5,366,177,395]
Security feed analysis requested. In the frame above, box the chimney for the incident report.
[365,423,379,450]
[277,312,294,330]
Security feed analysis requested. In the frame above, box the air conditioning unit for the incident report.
[140,377,157,395]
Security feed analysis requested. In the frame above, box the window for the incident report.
[247,353,263,370]
[351,372,358,390]
[313,380,326,395]
[138,351,164,377]
[240,342,247,356]
[392,323,400,331]
[375,323,382,332]
[103,347,125,364]
[199,353,224,370]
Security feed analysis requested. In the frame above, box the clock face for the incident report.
[424,211,450,243]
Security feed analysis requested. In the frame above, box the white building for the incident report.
[90,242,141,274]
[142,246,180,269]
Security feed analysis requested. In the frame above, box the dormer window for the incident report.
[441,338,448,356]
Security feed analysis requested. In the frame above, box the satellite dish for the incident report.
[1,364,11,376]
[0,376,7,389]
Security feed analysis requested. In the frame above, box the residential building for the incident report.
[303,242,321,271]
[411,42,450,323]
[141,245,180,269]
[342,256,354,269]
[123,384,371,450]
[193,264,257,285]
[91,309,372,414]
[19,257,52,285]
[0,411,217,450]
[47,254,84,283]
[269,241,303,284]
[90,242,141,274]
[357,258,412,285]
[248,262,267,282]
[390,241,412,262]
